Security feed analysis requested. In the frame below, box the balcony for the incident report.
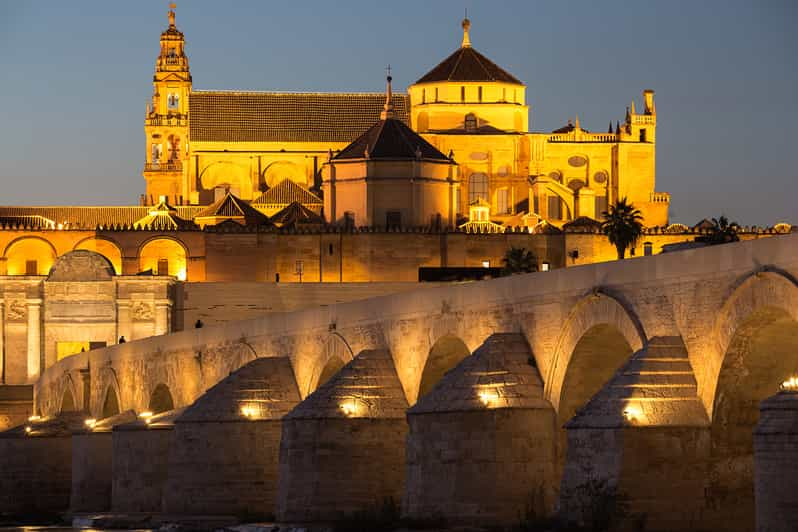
[146,115,188,127]
[144,160,182,172]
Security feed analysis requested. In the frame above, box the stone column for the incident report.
[754,388,798,532]
[154,301,171,336]
[116,300,132,343]
[26,299,42,382]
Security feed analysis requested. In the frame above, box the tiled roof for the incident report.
[0,215,56,229]
[334,118,451,161]
[416,46,523,85]
[0,206,202,229]
[252,179,323,206]
[194,193,271,226]
[134,199,196,230]
[270,202,324,228]
[189,91,411,143]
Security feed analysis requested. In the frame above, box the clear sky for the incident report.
[1,0,796,226]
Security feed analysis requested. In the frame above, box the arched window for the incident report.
[478,86,483,102]
[167,93,179,110]
[468,173,489,204]
[464,113,477,132]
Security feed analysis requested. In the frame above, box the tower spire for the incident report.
[380,66,395,120]
[168,3,176,28]
[461,12,472,48]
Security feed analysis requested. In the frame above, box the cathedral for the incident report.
[143,7,668,228]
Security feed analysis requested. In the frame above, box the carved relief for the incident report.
[131,301,154,321]
[6,300,26,321]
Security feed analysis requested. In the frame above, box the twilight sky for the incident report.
[1,0,796,226]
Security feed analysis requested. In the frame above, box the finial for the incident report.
[168,3,176,27]
[630,99,636,115]
[380,67,395,120]
[461,12,472,48]
[574,114,580,129]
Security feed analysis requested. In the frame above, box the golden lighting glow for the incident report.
[478,389,499,407]
[339,399,358,417]
[85,418,97,428]
[240,405,259,419]
[28,415,41,422]
[139,411,153,420]
[780,376,798,391]
[623,405,642,422]
[24,426,32,434]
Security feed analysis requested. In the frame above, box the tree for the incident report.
[501,246,537,275]
[704,215,741,245]
[601,198,644,260]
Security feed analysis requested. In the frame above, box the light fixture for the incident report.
[781,376,798,391]
[541,262,550,272]
[478,389,498,407]
[240,405,258,419]
[139,411,153,420]
[623,405,641,422]
[339,400,357,417]
[25,426,32,434]
[85,418,97,429]
[28,415,41,422]
[482,260,490,268]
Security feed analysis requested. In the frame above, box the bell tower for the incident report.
[143,3,192,206]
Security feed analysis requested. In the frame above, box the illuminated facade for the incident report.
[143,8,668,227]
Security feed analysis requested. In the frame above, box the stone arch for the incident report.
[305,333,354,395]
[102,385,121,419]
[262,161,306,189]
[3,235,58,275]
[545,292,646,413]
[98,366,122,418]
[705,270,798,413]
[60,375,79,413]
[417,334,471,400]
[73,236,123,274]
[701,271,798,531]
[199,160,250,196]
[148,382,175,414]
[138,236,188,280]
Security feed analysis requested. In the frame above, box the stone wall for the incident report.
[0,412,85,516]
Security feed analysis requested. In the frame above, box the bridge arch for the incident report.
[148,382,175,414]
[545,291,646,413]
[59,375,79,413]
[305,333,354,396]
[417,334,471,400]
[703,270,798,530]
[98,367,122,418]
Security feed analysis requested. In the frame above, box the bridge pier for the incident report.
[558,337,711,531]
[70,410,137,513]
[754,388,798,532]
[0,412,86,516]
[404,333,557,526]
[111,408,183,513]
[277,349,408,522]
[162,357,301,517]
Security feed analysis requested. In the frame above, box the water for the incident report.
[0,528,153,532]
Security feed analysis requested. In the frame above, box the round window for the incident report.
[568,155,587,167]
[593,171,608,184]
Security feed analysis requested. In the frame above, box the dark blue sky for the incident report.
[1,1,796,225]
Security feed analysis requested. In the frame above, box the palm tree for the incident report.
[705,215,741,245]
[501,246,537,275]
[601,198,644,260]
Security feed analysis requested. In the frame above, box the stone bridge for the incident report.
[32,232,798,530]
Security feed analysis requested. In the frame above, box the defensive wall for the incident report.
[27,232,798,530]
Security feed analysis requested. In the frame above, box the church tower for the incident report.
[142,4,192,206]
